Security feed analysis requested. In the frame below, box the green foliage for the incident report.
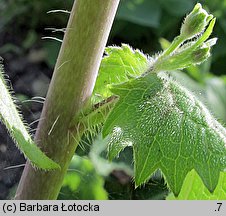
[113,0,226,76]
[92,44,148,103]
[2,0,226,200]
[0,65,59,169]
[89,135,133,177]
[59,134,133,200]
[89,4,226,197]
[168,170,226,200]
[59,156,108,200]
[102,73,226,196]
[180,3,213,40]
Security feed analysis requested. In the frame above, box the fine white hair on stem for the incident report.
[21,96,45,104]
[57,60,71,70]
[48,115,60,136]
[31,96,45,101]
[69,131,80,146]
[22,99,44,104]
[80,137,92,148]
[45,27,66,33]
[4,164,25,170]
[29,128,38,133]
[47,9,71,14]
[76,137,86,152]
[29,117,45,127]
[69,123,83,148]
[42,37,63,43]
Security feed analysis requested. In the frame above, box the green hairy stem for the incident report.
[15,0,119,199]
[0,66,59,169]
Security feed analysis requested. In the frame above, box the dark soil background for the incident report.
[1,0,226,200]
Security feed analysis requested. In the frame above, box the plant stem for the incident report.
[15,0,119,199]
[161,36,185,56]
[150,36,185,73]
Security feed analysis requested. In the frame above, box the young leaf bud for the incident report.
[191,38,217,64]
[180,3,213,40]
[154,37,216,72]
[192,46,210,64]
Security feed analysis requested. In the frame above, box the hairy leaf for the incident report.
[92,44,148,103]
[0,65,59,169]
[103,73,226,196]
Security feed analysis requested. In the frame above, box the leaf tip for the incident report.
[31,159,61,170]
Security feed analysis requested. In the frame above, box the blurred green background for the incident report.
[0,0,226,200]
